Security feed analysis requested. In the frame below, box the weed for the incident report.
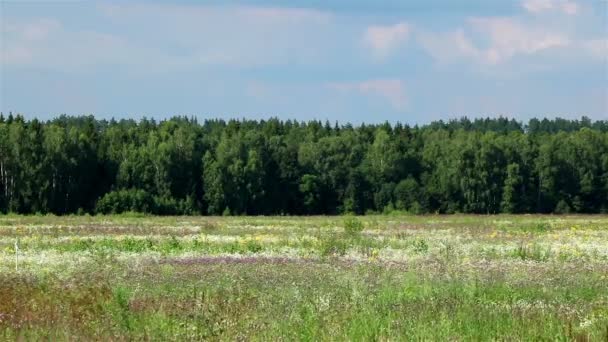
[412,238,429,253]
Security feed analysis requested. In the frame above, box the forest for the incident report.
[0,113,606,215]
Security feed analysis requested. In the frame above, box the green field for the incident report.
[1,215,607,340]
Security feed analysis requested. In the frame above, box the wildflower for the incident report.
[317,294,331,312]
[579,317,594,328]
[369,249,380,260]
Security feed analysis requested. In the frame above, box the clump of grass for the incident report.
[512,243,552,261]
[116,211,148,218]
[318,234,348,257]
[520,222,551,233]
[439,240,456,263]
[355,236,384,258]
[244,239,263,253]
[366,217,380,230]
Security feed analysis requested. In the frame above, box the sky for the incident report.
[0,0,606,124]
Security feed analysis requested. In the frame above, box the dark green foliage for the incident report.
[394,177,423,213]
[96,189,154,214]
[501,163,523,213]
[412,238,429,253]
[0,114,607,215]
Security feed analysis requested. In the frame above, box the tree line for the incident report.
[0,113,606,215]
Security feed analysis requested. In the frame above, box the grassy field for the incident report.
[0,214,607,340]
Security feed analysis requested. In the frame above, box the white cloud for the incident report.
[98,4,334,68]
[327,79,407,110]
[522,0,579,15]
[1,18,180,70]
[468,17,570,64]
[417,29,481,65]
[418,17,571,66]
[2,2,602,84]
[1,4,336,71]
[362,22,410,61]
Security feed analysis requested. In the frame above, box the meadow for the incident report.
[1,214,607,340]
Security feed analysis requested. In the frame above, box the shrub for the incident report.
[412,238,429,253]
[153,196,180,215]
[95,189,153,214]
[409,201,423,215]
[382,202,395,215]
[154,195,199,215]
[343,216,364,236]
[555,200,572,214]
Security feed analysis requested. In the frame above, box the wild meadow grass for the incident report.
[1,215,607,340]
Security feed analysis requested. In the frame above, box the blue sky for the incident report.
[1,0,606,124]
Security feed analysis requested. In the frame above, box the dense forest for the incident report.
[0,113,606,215]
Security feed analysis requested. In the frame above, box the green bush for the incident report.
[95,189,153,214]
[153,196,180,215]
[96,191,199,215]
[412,238,429,253]
[343,216,364,236]
[153,195,198,215]
[554,200,572,214]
